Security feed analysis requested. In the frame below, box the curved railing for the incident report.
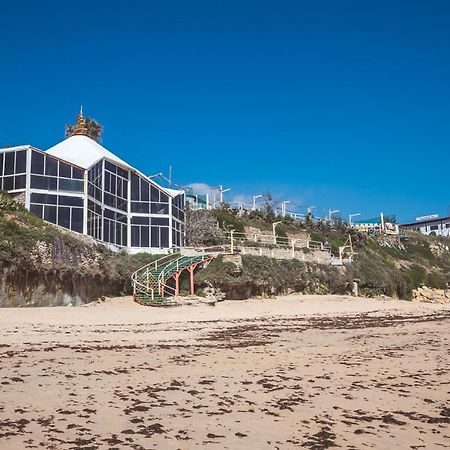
[132,246,232,305]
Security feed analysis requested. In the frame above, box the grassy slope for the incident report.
[0,192,157,304]
[199,208,450,300]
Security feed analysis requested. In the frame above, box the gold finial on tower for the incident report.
[74,105,88,135]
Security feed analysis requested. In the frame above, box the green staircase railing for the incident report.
[131,246,230,307]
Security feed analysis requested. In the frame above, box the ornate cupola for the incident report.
[73,106,88,135]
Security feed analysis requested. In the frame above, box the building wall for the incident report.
[0,147,185,253]
[402,220,450,237]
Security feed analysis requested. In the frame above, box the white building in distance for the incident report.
[400,214,450,237]
[0,110,185,253]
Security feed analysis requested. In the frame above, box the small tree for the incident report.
[262,192,275,220]
[185,207,224,246]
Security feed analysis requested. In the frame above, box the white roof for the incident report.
[47,135,131,170]
[46,135,179,198]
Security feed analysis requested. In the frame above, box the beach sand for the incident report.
[0,294,449,449]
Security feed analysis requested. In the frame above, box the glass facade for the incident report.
[103,207,128,247]
[0,149,27,191]
[171,193,185,248]
[30,193,84,233]
[130,216,170,248]
[1,146,185,251]
[130,172,169,214]
[30,150,84,193]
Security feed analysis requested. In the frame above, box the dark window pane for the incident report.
[45,156,58,176]
[59,196,83,207]
[32,175,58,190]
[44,205,57,224]
[59,162,72,178]
[103,219,110,242]
[16,150,27,173]
[14,175,26,189]
[31,151,44,174]
[131,173,140,200]
[116,198,127,212]
[31,175,46,190]
[151,186,159,202]
[30,204,43,218]
[49,177,57,190]
[105,161,116,173]
[122,225,127,246]
[71,208,83,233]
[110,174,117,195]
[115,223,121,245]
[3,176,14,190]
[104,171,110,192]
[151,217,169,226]
[141,227,149,247]
[151,203,169,214]
[160,227,169,248]
[4,152,14,175]
[160,192,169,203]
[0,153,3,176]
[116,178,122,198]
[105,208,116,220]
[59,178,83,192]
[72,167,84,179]
[30,193,57,204]
[57,206,71,229]
[117,167,128,179]
[131,216,150,225]
[131,226,139,247]
[131,202,149,214]
[141,179,149,201]
[151,226,160,247]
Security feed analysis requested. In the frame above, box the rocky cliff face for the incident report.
[0,192,155,307]
[0,234,155,307]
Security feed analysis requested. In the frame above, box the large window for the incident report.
[30,151,84,193]
[130,173,169,215]
[0,149,27,191]
[103,161,128,212]
[87,160,103,203]
[172,219,184,248]
[87,200,102,240]
[30,193,84,233]
[172,193,185,221]
[103,207,127,247]
[131,216,169,248]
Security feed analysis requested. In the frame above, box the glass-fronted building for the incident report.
[0,113,185,253]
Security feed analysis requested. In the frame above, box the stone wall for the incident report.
[237,246,331,264]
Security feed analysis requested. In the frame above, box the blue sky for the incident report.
[1,0,449,221]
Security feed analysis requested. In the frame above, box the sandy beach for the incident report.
[0,294,449,449]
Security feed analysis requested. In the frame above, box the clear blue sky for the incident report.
[1,0,449,221]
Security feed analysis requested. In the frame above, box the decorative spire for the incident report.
[74,105,88,135]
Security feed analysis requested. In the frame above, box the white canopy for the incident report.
[46,135,131,170]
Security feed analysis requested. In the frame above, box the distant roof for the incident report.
[46,135,131,170]
[401,216,450,227]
